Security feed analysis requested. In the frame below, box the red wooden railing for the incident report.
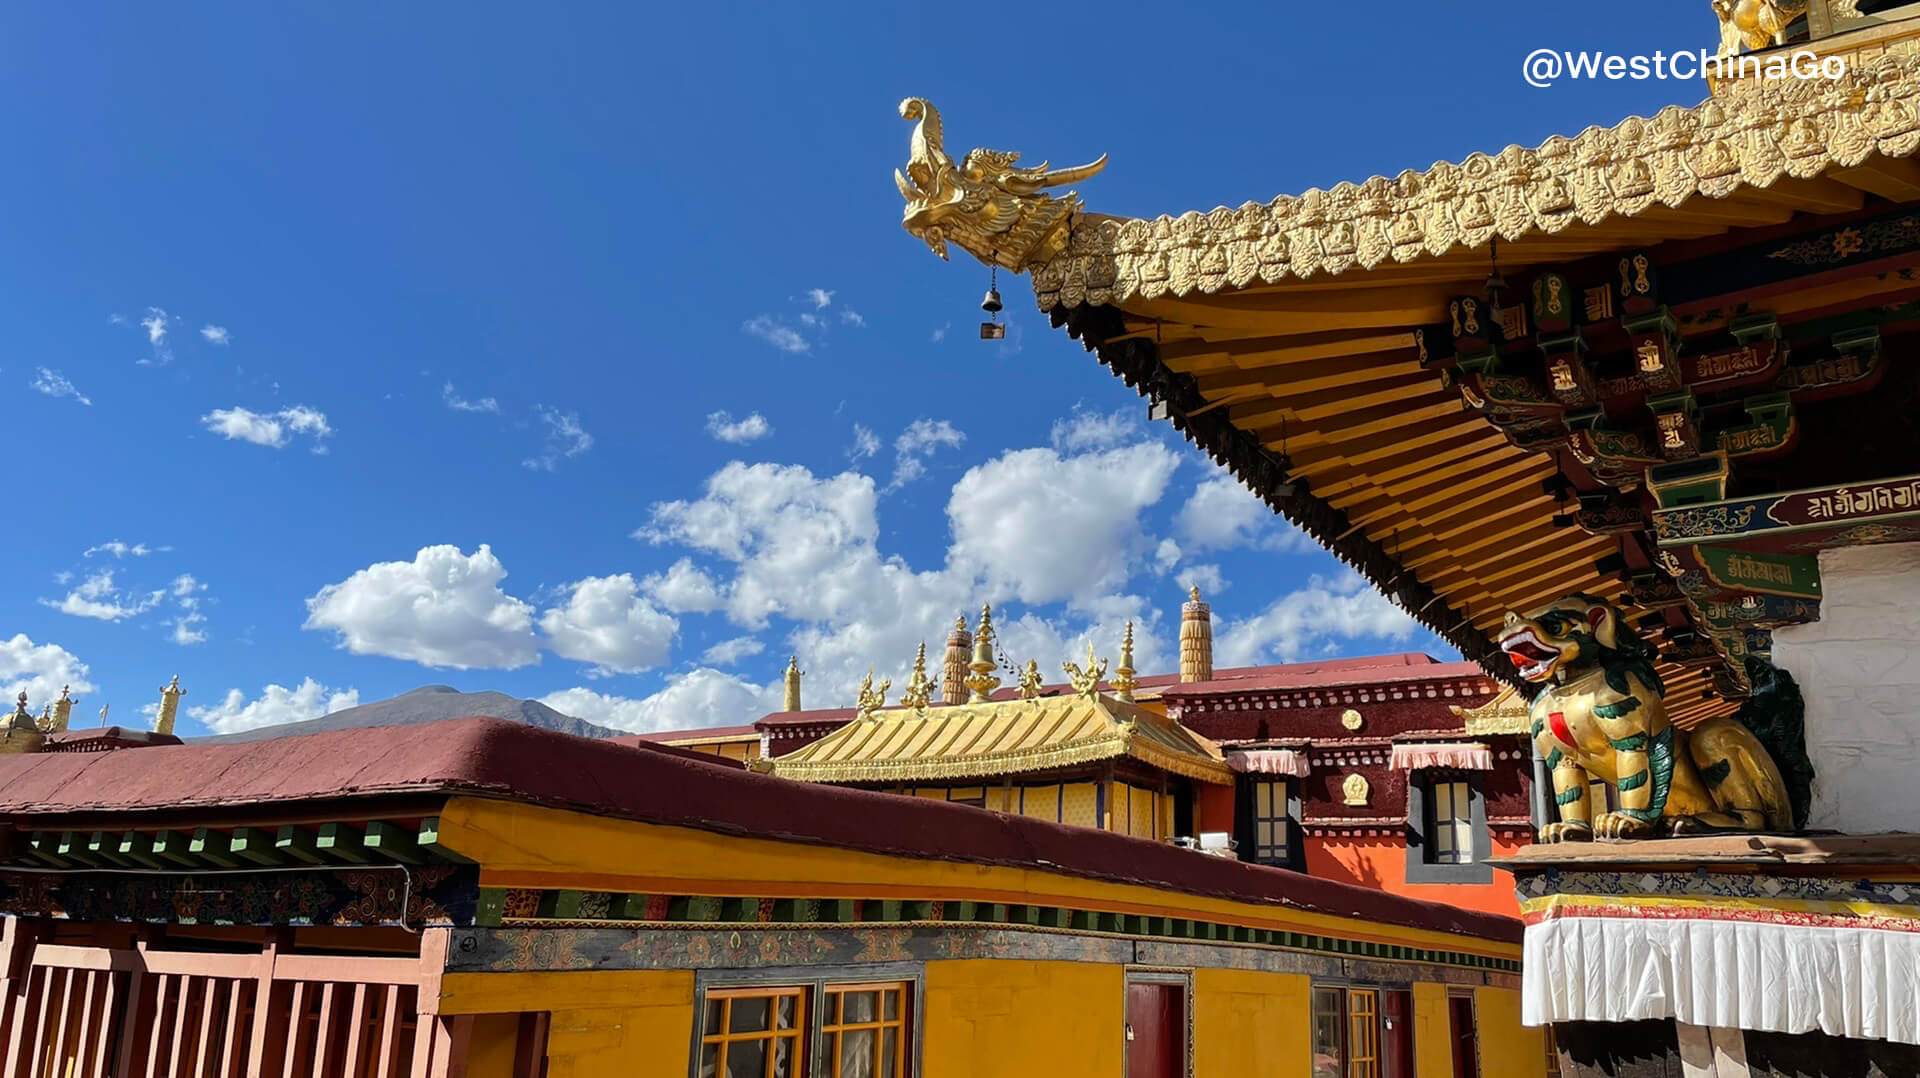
[0,922,484,1078]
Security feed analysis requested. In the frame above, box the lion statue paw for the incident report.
[1538,821,1594,843]
[1594,811,1662,841]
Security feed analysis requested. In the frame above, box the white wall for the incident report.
[1770,542,1920,833]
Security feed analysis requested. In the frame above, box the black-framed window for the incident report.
[1252,778,1291,864]
[1405,771,1492,884]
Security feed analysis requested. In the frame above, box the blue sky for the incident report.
[3,2,1713,735]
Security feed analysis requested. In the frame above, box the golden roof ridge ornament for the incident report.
[855,667,891,719]
[901,643,934,710]
[1063,640,1109,698]
[156,675,184,737]
[1112,622,1139,703]
[965,603,1002,703]
[895,97,1107,271]
[783,656,805,713]
[1016,659,1044,700]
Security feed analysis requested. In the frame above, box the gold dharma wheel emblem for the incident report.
[1341,708,1363,731]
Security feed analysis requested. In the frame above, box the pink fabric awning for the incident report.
[1390,742,1492,771]
[1227,749,1311,777]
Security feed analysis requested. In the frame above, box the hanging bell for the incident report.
[980,287,1003,315]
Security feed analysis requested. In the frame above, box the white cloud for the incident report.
[947,440,1181,605]
[84,541,166,559]
[743,316,811,354]
[1050,407,1138,453]
[141,308,169,345]
[188,678,359,735]
[848,425,880,462]
[40,570,164,621]
[0,634,98,708]
[1176,563,1227,596]
[32,368,91,406]
[127,306,174,365]
[702,635,764,666]
[931,322,950,343]
[167,574,209,646]
[303,544,541,669]
[201,325,230,345]
[642,558,727,614]
[170,612,209,646]
[201,405,333,451]
[539,573,678,676]
[541,671,775,735]
[888,418,965,491]
[1215,573,1419,666]
[443,382,501,414]
[705,410,773,444]
[1174,474,1311,554]
[807,288,835,310]
[523,406,592,470]
[840,309,867,327]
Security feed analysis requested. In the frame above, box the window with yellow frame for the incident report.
[695,973,917,1078]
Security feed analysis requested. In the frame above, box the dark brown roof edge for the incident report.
[0,717,1520,946]
[1049,302,1525,694]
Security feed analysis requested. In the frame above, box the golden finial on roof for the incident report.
[965,603,1001,703]
[48,685,73,734]
[894,98,1108,271]
[1181,587,1213,684]
[902,643,934,710]
[1190,585,1201,602]
[783,656,805,713]
[1112,622,1139,703]
[1063,640,1109,698]
[1,692,46,755]
[155,674,185,737]
[1017,660,1044,700]
[855,667,891,718]
[942,613,972,705]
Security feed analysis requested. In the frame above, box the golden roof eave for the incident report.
[764,693,1234,787]
[1026,48,1920,310]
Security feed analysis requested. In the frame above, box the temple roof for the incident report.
[0,716,1519,943]
[761,691,1234,786]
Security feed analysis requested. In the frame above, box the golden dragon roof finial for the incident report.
[895,98,1107,271]
[855,667,891,718]
[901,643,934,710]
[1063,640,1109,698]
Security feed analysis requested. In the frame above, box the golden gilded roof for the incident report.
[1450,686,1534,738]
[1027,48,1920,310]
[760,692,1234,786]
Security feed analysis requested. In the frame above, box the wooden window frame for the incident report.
[699,985,808,1078]
[1311,981,1402,1078]
[1427,780,1472,865]
[1250,778,1292,865]
[1346,988,1380,1078]
[820,981,910,1078]
[690,964,923,1078]
[1404,772,1492,885]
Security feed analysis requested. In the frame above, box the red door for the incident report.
[1126,981,1185,1078]
[1382,989,1414,1078]
[1449,993,1480,1078]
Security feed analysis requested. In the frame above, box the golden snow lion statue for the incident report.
[1500,594,1792,841]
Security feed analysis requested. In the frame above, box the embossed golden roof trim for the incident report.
[1030,48,1920,309]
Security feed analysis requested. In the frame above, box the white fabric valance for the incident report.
[1523,910,1920,1047]
[1390,741,1492,771]
[1227,749,1311,777]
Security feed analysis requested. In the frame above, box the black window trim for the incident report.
[1404,770,1493,884]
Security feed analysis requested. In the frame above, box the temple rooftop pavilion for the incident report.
[893,14,1920,731]
[0,713,1537,1075]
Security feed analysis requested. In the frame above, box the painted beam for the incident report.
[316,823,372,864]
[416,818,475,863]
[228,828,281,867]
[56,832,107,868]
[273,825,325,865]
[150,830,198,868]
[26,833,73,868]
[115,832,165,870]
[188,829,241,868]
[362,821,426,865]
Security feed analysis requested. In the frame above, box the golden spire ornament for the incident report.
[965,603,1001,703]
[783,656,805,713]
[1017,659,1045,700]
[155,675,185,737]
[855,667,891,718]
[901,643,934,710]
[1180,587,1214,684]
[1063,640,1109,697]
[942,614,972,705]
[49,685,73,733]
[1112,622,1139,702]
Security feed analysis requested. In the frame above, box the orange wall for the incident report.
[1301,835,1525,917]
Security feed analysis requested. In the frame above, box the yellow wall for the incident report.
[436,970,694,1078]
[1473,986,1542,1078]
[922,960,1122,1078]
[1412,982,1453,1078]
[1193,968,1310,1078]
[465,1013,521,1078]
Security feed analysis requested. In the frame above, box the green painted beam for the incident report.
[189,829,242,868]
[315,823,372,863]
[474,889,507,927]
[902,901,936,921]
[26,833,73,868]
[416,818,475,863]
[944,900,976,922]
[821,899,859,923]
[362,821,425,864]
[228,828,281,867]
[57,832,108,868]
[542,891,586,919]
[681,896,725,922]
[116,832,165,869]
[84,833,137,868]
[611,893,654,921]
[273,825,325,865]
[150,830,198,868]
[720,897,761,922]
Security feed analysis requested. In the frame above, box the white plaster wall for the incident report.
[1770,542,1920,833]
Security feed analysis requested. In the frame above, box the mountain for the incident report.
[197,685,623,743]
